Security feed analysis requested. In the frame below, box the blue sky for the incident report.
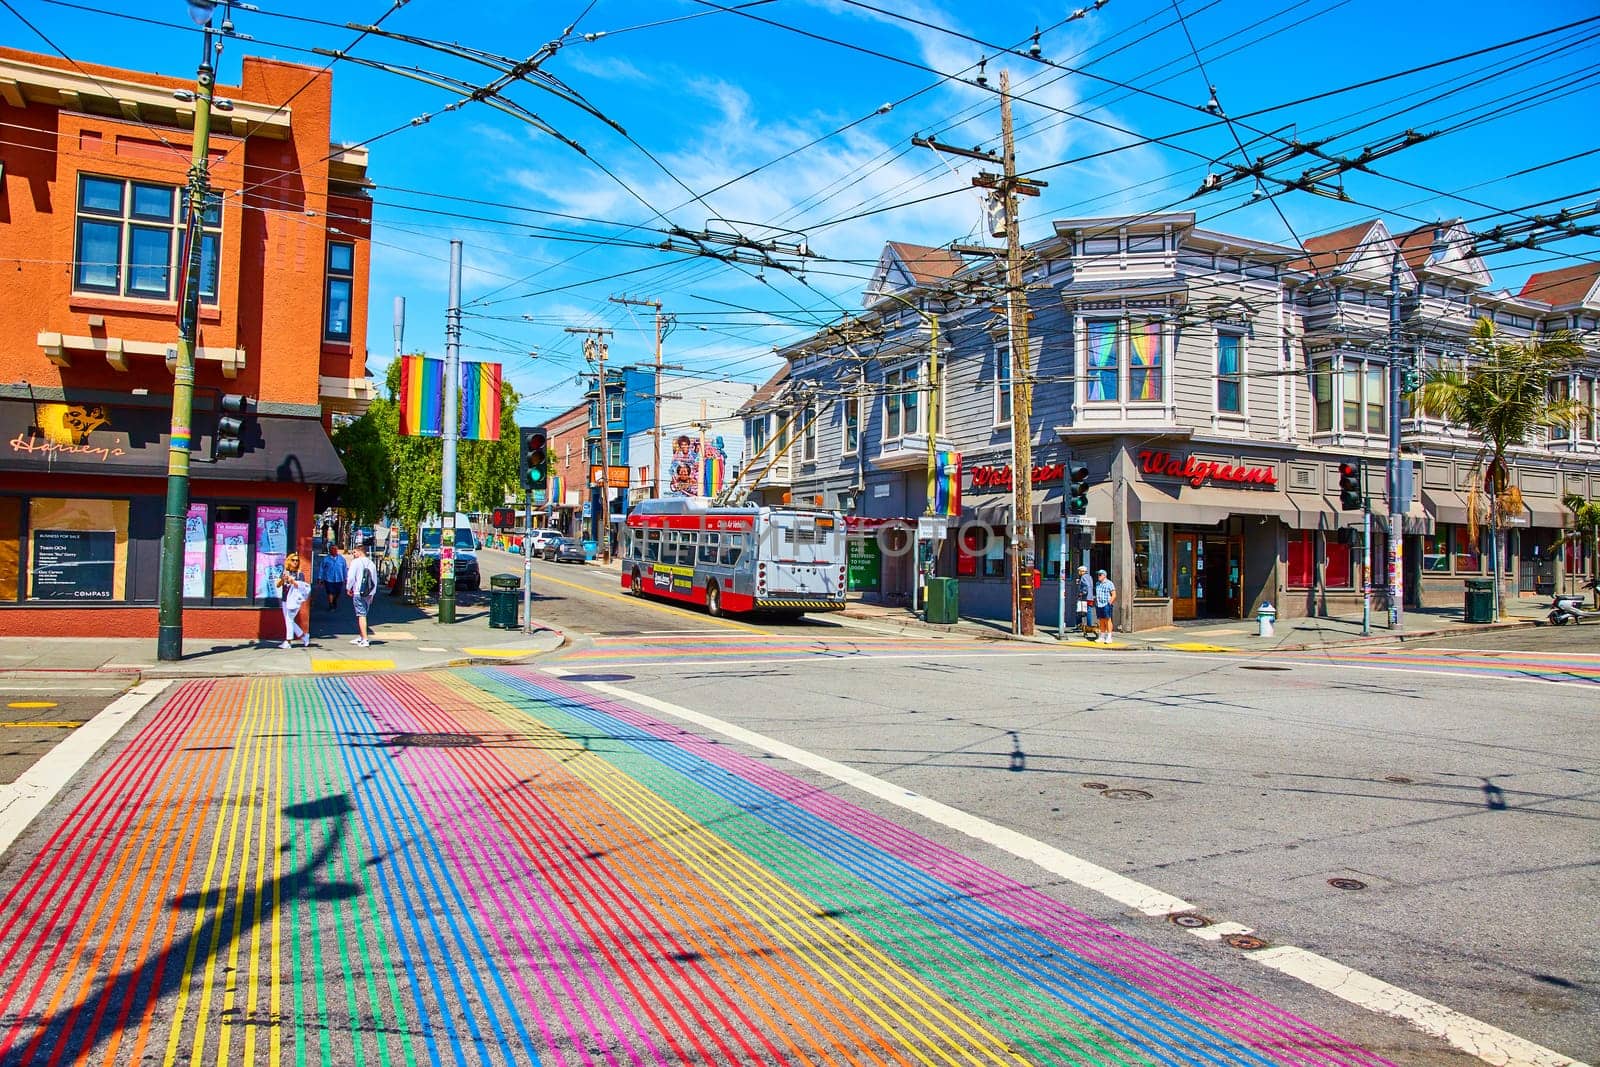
[9,0,1599,422]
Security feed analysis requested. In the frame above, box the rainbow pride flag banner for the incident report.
[933,449,961,516]
[459,361,503,441]
[398,355,444,437]
[701,437,727,496]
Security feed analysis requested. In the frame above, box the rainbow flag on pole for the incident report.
[933,450,961,516]
[398,355,444,437]
[459,361,502,441]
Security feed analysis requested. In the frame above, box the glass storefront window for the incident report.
[1452,525,1483,573]
[982,531,1006,578]
[1422,532,1450,572]
[27,498,129,601]
[183,503,208,598]
[1287,532,1314,588]
[212,505,252,598]
[1325,540,1353,588]
[0,498,21,601]
[1134,522,1166,596]
[1042,532,1062,579]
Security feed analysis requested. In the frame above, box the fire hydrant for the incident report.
[1256,601,1277,638]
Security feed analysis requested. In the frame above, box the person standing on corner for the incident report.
[277,552,311,649]
[1075,565,1096,640]
[345,543,379,648]
[1094,568,1117,640]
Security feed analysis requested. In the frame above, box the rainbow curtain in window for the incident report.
[398,355,444,437]
[459,361,503,441]
[933,450,961,517]
[1086,321,1120,402]
[1129,322,1163,402]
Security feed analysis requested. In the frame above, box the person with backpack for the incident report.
[318,543,347,611]
[345,543,380,647]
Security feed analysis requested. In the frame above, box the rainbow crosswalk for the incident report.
[0,668,1394,1066]
[1277,646,1600,685]
[554,633,1040,670]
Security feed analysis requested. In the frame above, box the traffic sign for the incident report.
[1066,516,1098,527]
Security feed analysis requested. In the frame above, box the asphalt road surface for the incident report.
[0,560,1593,1066]
[0,672,137,784]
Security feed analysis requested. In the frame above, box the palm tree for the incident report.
[1565,492,1600,606]
[1412,317,1587,620]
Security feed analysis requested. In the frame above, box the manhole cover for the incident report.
[1223,933,1268,950]
[1081,781,1109,790]
[1169,913,1211,929]
[1383,775,1414,784]
[1239,665,1291,671]
[1100,788,1153,801]
[390,732,482,748]
[1328,877,1367,891]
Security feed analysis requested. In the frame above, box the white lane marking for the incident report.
[0,679,170,859]
[1261,657,1600,690]
[557,650,1100,671]
[0,685,125,692]
[1187,921,1254,942]
[1251,946,1588,1067]
[580,679,1590,1067]
[584,681,1191,917]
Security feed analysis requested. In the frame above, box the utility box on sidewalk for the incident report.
[924,577,959,625]
[488,574,521,629]
[1463,579,1494,624]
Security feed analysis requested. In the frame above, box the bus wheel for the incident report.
[705,583,722,617]
[629,569,643,596]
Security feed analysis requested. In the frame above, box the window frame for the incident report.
[607,438,623,466]
[841,396,859,456]
[72,175,221,305]
[994,344,1013,427]
[1215,330,1244,415]
[1311,356,1334,433]
[882,364,921,442]
[323,239,355,342]
[801,402,817,463]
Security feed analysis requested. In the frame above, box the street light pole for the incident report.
[438,240,462,624]
[1388,254,1405,631]
[156,11,219,662]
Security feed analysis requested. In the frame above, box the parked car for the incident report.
[544,536,587,564]
[528,529,564,555]
[418,521,481,591]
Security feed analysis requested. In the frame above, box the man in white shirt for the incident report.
[345,543,380,647]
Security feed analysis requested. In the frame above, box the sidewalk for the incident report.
[0,587,564,678]
[840,596,1549,652]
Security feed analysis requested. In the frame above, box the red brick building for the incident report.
[0,47,373,638]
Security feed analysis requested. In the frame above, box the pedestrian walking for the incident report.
[345,543,379,648]
[1094,568,1117,639]
[318,544,347,612]
[1074,565,1096,639]
[277,552,311,649]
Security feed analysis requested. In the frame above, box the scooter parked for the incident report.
[1547,577,1600,625]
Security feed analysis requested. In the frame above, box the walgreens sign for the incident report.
[1137,450,1278,489]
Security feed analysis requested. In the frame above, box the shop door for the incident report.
[1199,536,1244,618]
[1172,533,1198,620]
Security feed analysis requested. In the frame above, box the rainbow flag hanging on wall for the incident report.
[459,361,502,441]
[701,438,726,496]
[398,355,444,437]
[933,450,961,516]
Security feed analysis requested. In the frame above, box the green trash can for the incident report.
[488,574,521,629]
[1463,579,1494,624]
[924,577,959,625]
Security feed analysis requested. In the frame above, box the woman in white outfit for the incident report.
[277,552,311,649]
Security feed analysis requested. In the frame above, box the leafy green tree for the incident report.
[1413,317,1585,619]
[330,409,392,527]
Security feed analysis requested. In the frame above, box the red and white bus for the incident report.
[620,498,848,616]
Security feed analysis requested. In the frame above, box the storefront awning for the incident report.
[1128,479,1302,526]
[0,398,345,484]
[1421,486,1474,526]
[965,485,1064,525]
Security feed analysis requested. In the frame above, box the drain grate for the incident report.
[1169,912,1212,929]
[1223,933,1268,951]
[390,732,482,748]
[1100,788,1153,801]
[1328,877,1368,891]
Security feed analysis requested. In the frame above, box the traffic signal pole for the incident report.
[156,14,218,662]
[439,240,462,625]
[522,486,533,632]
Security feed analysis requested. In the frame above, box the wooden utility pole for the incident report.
[610,295,678,497]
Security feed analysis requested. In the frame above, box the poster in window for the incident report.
[183,503,208,598]
[254,506,289,598]
[213,520,249,598]
[31,529,116,599]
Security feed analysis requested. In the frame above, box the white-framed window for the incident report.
[1317,356,1387,436]
[1311,356,1334,432]
[841,397,859,455]
[749,415,768,457]
[994,345,1012,426]
[1216,331,1244,414]
[607,396,623,423]
[1083,318,1165,404]
[802,402,817,462]
[883,365,920,440]
[73,175,220,303]
[1548,377,1572,442]
[324,241,354,341]
[607,438,623,466]
[1578,378,1596,442]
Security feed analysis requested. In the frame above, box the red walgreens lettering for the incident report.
[1137,449,1277,489]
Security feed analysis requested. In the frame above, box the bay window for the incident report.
[883,366,919,440]
[1312,357,1334,432]
[841,397,859,455]
[1216,332,1243,413]
[1083,319,1165,405]
[1085,320,1121,402]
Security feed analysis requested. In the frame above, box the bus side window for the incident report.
[646,529,661,563]
[719,534,745,567]
[698,532,720,565]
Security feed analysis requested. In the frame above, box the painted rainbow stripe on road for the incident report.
[555,634,1021,667]
[1285,647,1600,685]
[0,670,1395,1065]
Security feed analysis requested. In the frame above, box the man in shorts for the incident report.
[344,543,380,647]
